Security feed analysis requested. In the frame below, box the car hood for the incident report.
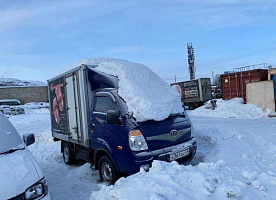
[0,149,42,200]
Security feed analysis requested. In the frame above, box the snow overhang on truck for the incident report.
[86,59,184,122]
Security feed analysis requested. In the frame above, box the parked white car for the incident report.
[0,114,51,200]
[0,106,12,115]
[0,99,25,115]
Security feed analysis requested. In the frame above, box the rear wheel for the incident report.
[188,103,195,110]
[98,155,118,185]
[62,142,76,165]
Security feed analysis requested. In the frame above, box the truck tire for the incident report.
[98,155,118,185]
[188,103,195,110]
[62,142,76,165]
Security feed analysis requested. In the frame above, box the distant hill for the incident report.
[0,78,47,87]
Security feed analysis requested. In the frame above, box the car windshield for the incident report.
[0,115,24,154]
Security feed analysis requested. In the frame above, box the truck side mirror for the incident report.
[107,110,122,125]
[23,133,35,146]
[128,111,134,119]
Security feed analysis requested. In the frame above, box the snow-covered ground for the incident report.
[191,98,268,119]
[7,100,276,200]
[23,102,49,110]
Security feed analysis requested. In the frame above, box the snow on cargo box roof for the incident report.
[77,58,184,122]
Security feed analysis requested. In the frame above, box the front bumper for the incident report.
[8,192,51,200]
[157,137,197,162]
[118,138,197,175]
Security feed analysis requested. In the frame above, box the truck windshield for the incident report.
[95,96,119,113]
[0,115,24,154]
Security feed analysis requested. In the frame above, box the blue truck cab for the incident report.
[48,62,197,184]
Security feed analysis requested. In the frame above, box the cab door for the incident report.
[91,93,124,156]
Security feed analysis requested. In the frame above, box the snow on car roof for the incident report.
[79,58,183,122]
[0,114,24,153]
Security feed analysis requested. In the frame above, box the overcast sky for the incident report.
[0,0,276,83]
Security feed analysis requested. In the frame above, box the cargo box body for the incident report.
[48,66,91,148]
[221,69,268,102]
[47,65,118,148]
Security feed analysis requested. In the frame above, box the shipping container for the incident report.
[171,78,212,109]
[221,69,268,101]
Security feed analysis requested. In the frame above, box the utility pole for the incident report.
[187,43,195,80]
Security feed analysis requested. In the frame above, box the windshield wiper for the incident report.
[170,112,186,118]
[0,147,25,155]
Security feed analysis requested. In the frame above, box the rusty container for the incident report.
[221,69,268,102]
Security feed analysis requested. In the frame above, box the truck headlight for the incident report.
[129,130,148,151]
[25,178,48,200]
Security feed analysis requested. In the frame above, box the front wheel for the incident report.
[62,142,76,165]
[98,155,118,185]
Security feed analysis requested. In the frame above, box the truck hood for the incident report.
[0,149,42,200]
[137,115,192,151]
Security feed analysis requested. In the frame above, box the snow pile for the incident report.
[0,78,46,87]
[23,107,50,115]
[23,102,49,110]
[190,98,266,119]
[265,108,276,117]
[91,160,276,200]
[79,58,183,122]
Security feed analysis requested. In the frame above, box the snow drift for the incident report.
[91,160,276,200]
[76,58,183,122]
[190,98,267,119]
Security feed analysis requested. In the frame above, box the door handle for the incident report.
[91,124,96,132]
[72,127,78,133]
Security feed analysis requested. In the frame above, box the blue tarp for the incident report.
[272,75,276,105]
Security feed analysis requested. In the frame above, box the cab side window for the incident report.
[95,96,119,113]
